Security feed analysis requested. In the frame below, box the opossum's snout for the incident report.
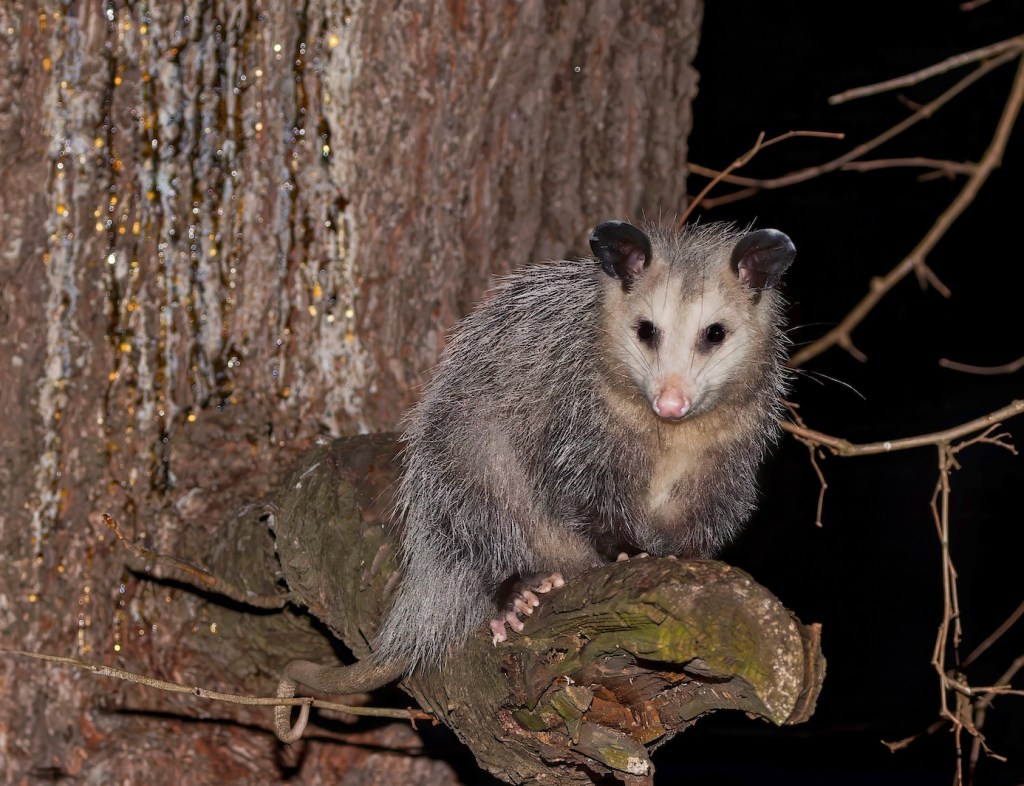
[652,379,693,420]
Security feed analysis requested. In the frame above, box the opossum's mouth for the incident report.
[655,409,692,422]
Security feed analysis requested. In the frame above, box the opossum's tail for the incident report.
[274,656,407,743]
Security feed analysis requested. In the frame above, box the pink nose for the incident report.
[653,391,691,420]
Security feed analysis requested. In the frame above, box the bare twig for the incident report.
[883,718,947,752]
[783,402,828,526]
[962,600,1024,669]
[100,512,289,610]
[828,36,1024,104]
[1,648,432,722]
[939,354,1024,375]
[965,656,1024,783]
[839,157,977,177]
[930,443,963,727]
[974,655,1024,714]
[791,51,1024,367]
[687,47,1017,194]
[699,187,761,210]
[780,399,1023,457]
[786,403,1023,784]
[796,408,1022,783]
[925,422,1024,784]
[680,130,845,224]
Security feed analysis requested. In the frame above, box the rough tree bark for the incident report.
[0,2,819,784]
[263,435,823,785]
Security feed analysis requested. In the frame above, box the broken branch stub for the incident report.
[269,435,824,785]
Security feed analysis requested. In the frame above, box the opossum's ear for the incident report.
[732,229,796,291]
[590,221,652,290]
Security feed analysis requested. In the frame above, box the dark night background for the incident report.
[674,1,1024,784]
[447,3,1023,785]
[442,3,1022,783]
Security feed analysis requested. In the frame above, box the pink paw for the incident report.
[490,572,565,644]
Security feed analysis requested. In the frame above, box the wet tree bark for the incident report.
[0,1,751,784]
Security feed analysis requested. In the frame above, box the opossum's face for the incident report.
[590,221,795,421]
[620,273,740,420]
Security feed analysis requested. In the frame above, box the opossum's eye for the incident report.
[636,319,659,347]
[702,323,727,347]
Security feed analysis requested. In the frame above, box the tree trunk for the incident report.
[0,1,724,784]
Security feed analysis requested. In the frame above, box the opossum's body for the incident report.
[374,220,795,668]
[275,221,795,741]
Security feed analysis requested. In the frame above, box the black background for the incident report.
[672,1,1024,784]
[444,3,1024,783]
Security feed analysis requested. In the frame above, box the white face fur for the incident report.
[606,263,759,422]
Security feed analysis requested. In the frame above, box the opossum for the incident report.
[275,220,796,742]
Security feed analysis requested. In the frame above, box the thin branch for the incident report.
[783,402,828,526]
[962,600,1024,669]
[101,512,289,610]
[0,648,432,722]
[939,354,1024,375]
[979,657,1024,716]
[680,130,845,225]
[931,444,962,719]
[790,51,1024,367]
[780,400,1023,457]
[839,157,977,177]
[968,656,1024,784]
[795,403,1022,781]
[699,186,760,210]
[884,718,948,752]
[687,48,1017,194]
[828,36,1024,104]
[951,684,1024,699]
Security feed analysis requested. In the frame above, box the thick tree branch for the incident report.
[42,433,823,784]
[266,435,827,784]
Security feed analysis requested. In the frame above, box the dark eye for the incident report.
[636,319,658,345]
[704,323,726,345]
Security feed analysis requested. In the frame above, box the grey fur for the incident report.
[371,221,795,670]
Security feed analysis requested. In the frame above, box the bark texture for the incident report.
[0,1,706,783]
[267,436,824,785]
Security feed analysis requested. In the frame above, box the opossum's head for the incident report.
[591,220,795,421]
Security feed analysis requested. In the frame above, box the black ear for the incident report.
[731,229,795,291]
[589,221,653,290]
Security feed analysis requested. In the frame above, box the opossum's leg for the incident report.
[490,572,565,645]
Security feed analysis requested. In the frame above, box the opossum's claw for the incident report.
[490,572,566,646]
[489,608,525,645]
[533,572,565,593]
[616,551,649,562]
[490,617,509,644]
[513,590,540,614]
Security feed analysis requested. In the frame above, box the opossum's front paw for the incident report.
[490,572,565,645]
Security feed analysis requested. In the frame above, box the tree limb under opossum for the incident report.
[267,435,825,784]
